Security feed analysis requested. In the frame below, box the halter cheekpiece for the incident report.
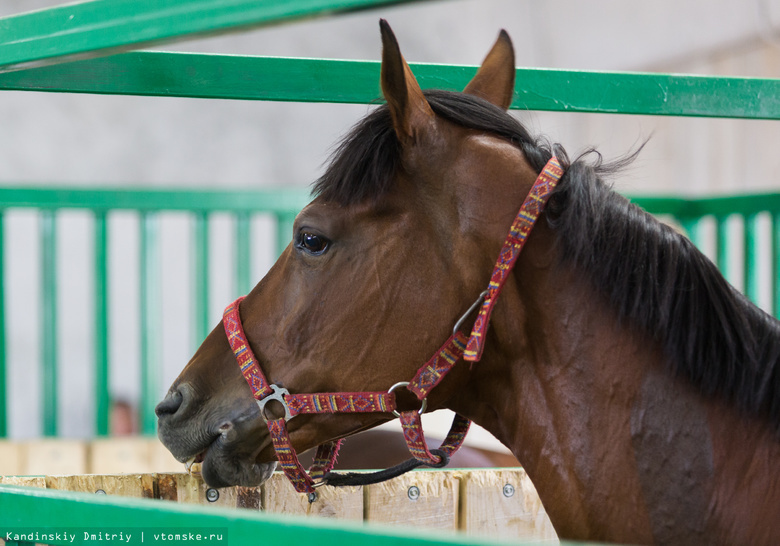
[223,156,565,493]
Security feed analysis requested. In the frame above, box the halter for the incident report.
[223,157,564,493]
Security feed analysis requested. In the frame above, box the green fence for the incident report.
[0,0,779,541]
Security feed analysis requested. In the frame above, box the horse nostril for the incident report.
[155,389,184,418]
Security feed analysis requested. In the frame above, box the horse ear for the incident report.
[463,30,516,110]
[380,19,435,144]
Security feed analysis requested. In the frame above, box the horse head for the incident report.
[156,20,547,488]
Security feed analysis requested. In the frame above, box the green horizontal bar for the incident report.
[630,193,780,217]
[1,52,779,119]
[0,186,310,213]
[0,0,433,72]
[0,484,558,546]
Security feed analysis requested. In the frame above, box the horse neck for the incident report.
[446,223,780,543]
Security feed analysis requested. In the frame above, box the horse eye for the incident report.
[298,232,330,255]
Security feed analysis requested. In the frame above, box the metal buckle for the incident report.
[453,290,489,334]
[257,384,293,423]
[388,381,427,418]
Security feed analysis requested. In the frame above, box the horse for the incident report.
[156,20,780,544]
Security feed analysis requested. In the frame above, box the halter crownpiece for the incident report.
[222,156,564,493]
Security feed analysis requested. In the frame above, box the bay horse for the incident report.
[156,21,780,544]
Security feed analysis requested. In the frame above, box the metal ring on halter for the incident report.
[388,381,427,418]
[256,384,293,423]
[453,290,490,335]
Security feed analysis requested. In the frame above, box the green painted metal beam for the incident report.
[93,211,110,436]
[0,483,556,546]
[0,0,436,72]
[1,51,779,119]
[194,212,210,345]
[139,212,161,436]
[0,212,5,438]
[40,210,58,437]
[0,186,311,213]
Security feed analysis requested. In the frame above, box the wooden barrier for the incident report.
[0,438,181,476]
[0,469,558,541]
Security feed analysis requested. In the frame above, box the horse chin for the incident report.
[200,441,277,488]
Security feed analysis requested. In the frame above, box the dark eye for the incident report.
[297,231,330,255]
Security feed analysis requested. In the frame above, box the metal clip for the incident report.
[256,384,293,423]
[453,290,489,335]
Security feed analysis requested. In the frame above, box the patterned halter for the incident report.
[223,157,564,493]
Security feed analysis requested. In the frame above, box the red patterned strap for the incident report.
[286,392,396,416]
[400,411,471,465]
[267,418,317,493]
[308,440,342,480]
[223,297,274,400]
[465,157,564,362]
[408,332,468,399]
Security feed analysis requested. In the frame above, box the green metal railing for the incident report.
[0,187,310,438]
[0,0,778,540]
[0,188,778,440]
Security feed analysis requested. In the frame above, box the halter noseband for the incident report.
[222,157,564,493]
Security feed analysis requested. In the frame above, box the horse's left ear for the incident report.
[463,30,516,110]
[380,19,435,144]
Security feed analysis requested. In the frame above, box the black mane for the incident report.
[313,89,780,431]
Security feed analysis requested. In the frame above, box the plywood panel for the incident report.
[365,471,458,531]
[23,439,87,475]
[261,472,362,520]
[0,440,24,475]
[148,439,183,473]
[460,468,557,541]
[89,438,154,474]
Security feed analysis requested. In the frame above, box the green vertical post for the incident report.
[773,213,780,319]
[275,212,295,258]
[744,213,760,305]
[139,212,161,436]
[194,212,210,345]
[235,212,251,296]
[679,216,701,248]
[40,210,57,437]
[0,211,5,438]
[715,216,731,285]
[94,211,109,436]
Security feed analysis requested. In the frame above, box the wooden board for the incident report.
[161,472,262,509]
[23,439,87,475]
[365,471,459,531]
[45,474,155,499]
[89,438,155,474]
[459,468,557,541]
[0,475,46,488]
[0,440,23,475]
[262,472,362,520]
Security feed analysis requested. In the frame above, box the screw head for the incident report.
[407,485,420,501]
[502,483,515,498]
[206,488,220,502]
[95,489,106,495]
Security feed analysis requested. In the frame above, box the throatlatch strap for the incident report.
[308,440,343,480]
[465,157,564,362]
[400,411,471,465]
[408,332,468,399]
